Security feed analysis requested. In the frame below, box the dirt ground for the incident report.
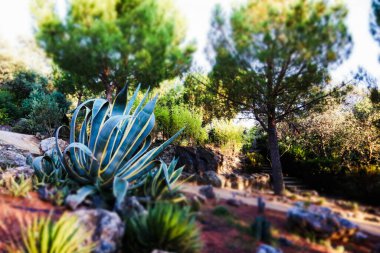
[0,192,63,250]
[197,198,380,253]
[0,191,379,253]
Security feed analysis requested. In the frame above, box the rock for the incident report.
[158,144,176,165]
[353,231,368,242]
[0,125,11,131]
[0,149,27,168]
[175,146,222,174]
[199,185,216,199]
[116,196,147,218]
[40,137,68,153]
[201,171,222,187]
[0,130,41,154]
[300,190,319,197]
[226,198,242,207]
[287,202,359,240]
[0,165,34,180]
[256,244,283,253]
[73,209,124,253]
[222,173,270,191]
[35,132,48,140]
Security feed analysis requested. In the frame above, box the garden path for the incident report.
[182,183,380,237]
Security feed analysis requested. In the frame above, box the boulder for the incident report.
[199,185,216,199]
[40,137,68,153]
[0,130,40,154]
[0,132,40,177]
[287,202,359,240]
[199,171,222,187]
[226,198,243,207]
[73,209,125,253]
[0,149,27,168]
[175,146,221,174]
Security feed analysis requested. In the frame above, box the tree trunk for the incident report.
[77,92,83,107]
[267,119,285,195]
[105,83,114,102]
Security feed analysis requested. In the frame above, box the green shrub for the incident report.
[124,203,202,253]
[207,119,245,153]
[21,90,65,135]
[1,71,70,133]
[12,118,34,134]
[0,108,10,125]
[5,70,48,102]
[212,205,231,217]
[246,152,266,167]
[0,89,22,124]
[155,104,207,145]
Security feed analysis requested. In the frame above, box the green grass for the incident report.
[211,205,231,217]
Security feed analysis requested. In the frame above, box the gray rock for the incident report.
[354,231,368,242]
[202,171,222,187]
[73,209,125,253]
[175,146,222,174]
[256,244,283,253]
[199,185,216,199]
[40,137,68,153]
[287,202,359,240]
[222,173,271,191]
[226,198,242,207]
[0,149,27,168]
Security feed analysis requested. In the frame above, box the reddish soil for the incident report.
[0,192,64,250]
[1,190,379,253]
[197,199,380,253]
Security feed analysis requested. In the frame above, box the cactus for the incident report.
[251,215,272,243]
[252,197,272,243]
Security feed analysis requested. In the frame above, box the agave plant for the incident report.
[22,214,94,253]
[125,202,202,253]
[140,158,185,203]
[33,85,183,207]
[33,149,67,185]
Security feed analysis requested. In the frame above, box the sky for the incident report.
[0,0,379,85]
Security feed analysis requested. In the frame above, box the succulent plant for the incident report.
[33,85,183,207]
[124,202,202,253]
[251,215,272,243]
[22,214,94,253]
[140,158,186,203]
